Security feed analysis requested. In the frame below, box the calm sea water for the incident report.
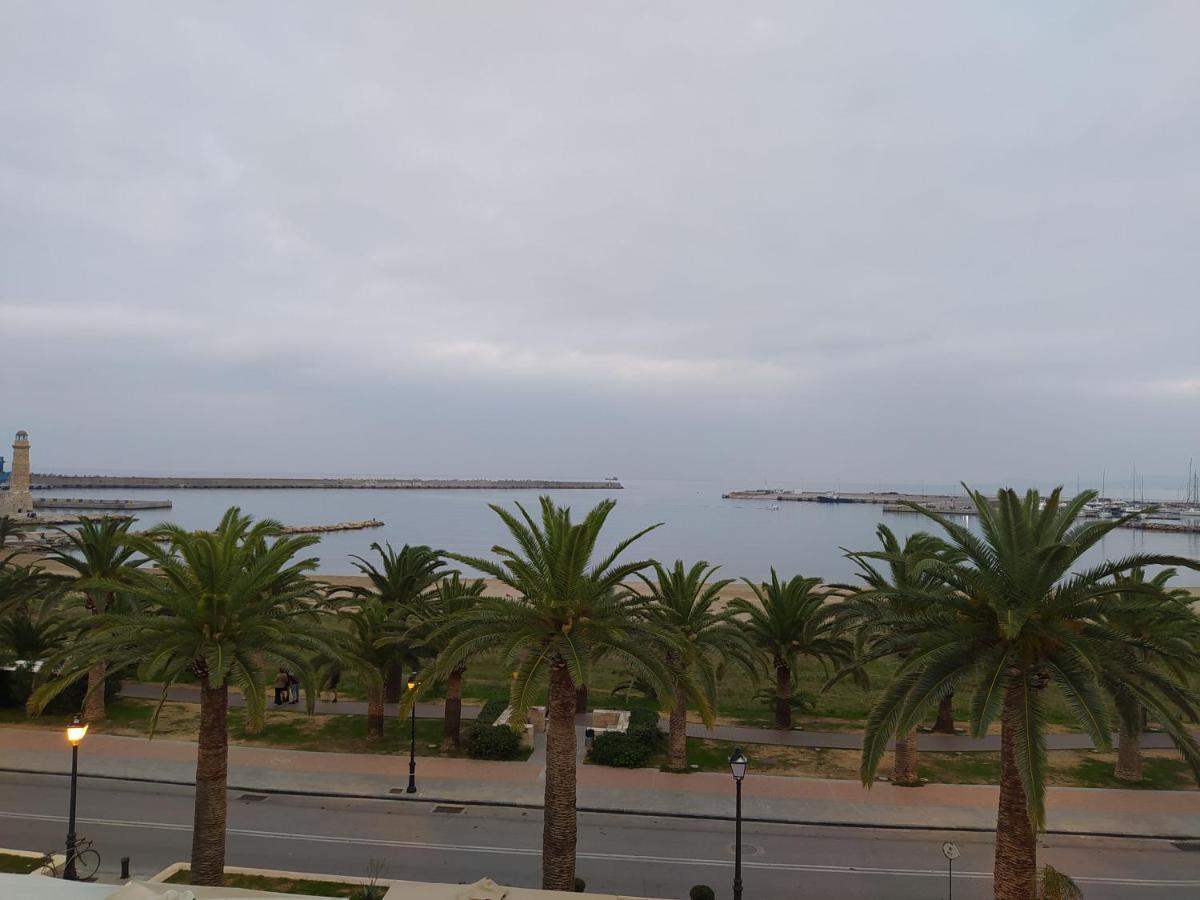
[38,480,1200,583]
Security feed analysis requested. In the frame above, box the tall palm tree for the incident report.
[43,517,145,721]
[31,508,337,887]
[349,542,447,701]
[435,497,672,891]
[1102,567,1200,783]
[403,573,488,751]
[730,571,854,730]
[638,560,760,769]
[0,590,73,701]
[840,525,960,785]
[859,487,1200,900]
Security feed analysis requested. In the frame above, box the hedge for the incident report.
[589,709,663,768]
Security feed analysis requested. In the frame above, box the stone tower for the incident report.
[1,430,33,517]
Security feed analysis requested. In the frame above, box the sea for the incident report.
[35,480,1200,584]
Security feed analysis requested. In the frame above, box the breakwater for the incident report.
[33,497,173,510]
[31,475,622,491]
[279,519,384,534]
[724,489,962,506]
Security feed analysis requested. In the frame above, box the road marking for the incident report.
[1,810,1198,888]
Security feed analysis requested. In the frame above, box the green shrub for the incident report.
[627,709,664,749]
[689,886,715,900]
[467,723,521,760]
[590,731,654,768]
[475,698,509,726]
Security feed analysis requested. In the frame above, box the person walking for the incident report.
[288,669,300,704]
[273,668,288,706]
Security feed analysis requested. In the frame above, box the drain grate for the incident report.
[1172,841,1200,852]
[237,793,267,803]
[433,805,466,814]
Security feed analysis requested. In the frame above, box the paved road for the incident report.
[119,682,1180,753]
[1,773,1196,899]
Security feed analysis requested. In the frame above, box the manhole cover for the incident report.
[433,805,466,814]
[237,794,267,803]
[727,843,762,856]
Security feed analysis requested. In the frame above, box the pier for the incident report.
[31,474,622,491]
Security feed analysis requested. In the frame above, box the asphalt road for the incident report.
[1,773,1196,899]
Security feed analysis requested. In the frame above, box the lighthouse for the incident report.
[0,430,33,517]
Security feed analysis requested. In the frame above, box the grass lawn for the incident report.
[0,698,531,760]
[0,853,44,874]
[676,738,1197,790]
[166,869,376,897]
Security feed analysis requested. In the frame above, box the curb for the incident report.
[4,767,1197,842]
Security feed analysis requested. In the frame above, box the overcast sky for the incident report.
[2,2,1198,489]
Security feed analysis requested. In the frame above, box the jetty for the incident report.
[31,474,621,491]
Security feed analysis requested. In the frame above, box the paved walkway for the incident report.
[120,682,1178,754]
[0,728,1196,839]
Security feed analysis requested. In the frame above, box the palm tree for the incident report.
[840,525,960,786]
[859,487,1200,900]
[349,542,447,701]
[638,560,760,770]
[403,573,488,751]
[0,590,73,701]
[0,515,30,562]
[328,590,414,742]
[43,516,145,721]
[31,508,337,887]
[435,496,672,891]
[730,571,854,730]
[1102,567,1200,783]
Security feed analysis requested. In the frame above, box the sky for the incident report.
[2,2,1198,491]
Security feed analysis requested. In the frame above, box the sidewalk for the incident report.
[119,682,1178,754]
[2,727,1196,839]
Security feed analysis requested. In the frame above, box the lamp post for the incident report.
[406,672,419,794]
[64,714,88,880]
[729,747,748,900]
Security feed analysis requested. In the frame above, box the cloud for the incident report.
[2,2,1199,483]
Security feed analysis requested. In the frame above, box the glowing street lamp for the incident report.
[63,715,88,880]
[406,672,420,794]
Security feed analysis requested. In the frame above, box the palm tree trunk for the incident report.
[83,660,106,722]
[891,730,921,786]
[1115,716,1143,783]
[543,660,578,891]
[667,681,688,770]
[191,679,228,886]
[932,692,956,734]
[441,666,465,752]
[773,657,792,730]
[384,662,403,703]
[366,685,385,742]
[575,684,588,714]
[994,682,1037,900]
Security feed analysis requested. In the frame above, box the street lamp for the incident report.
[729,747,748,900]
[64,714,88,880]
[406,672,419,794]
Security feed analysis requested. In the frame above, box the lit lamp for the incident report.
[406,672,420,794]
[729,747,748,900]
[64,715,88,880]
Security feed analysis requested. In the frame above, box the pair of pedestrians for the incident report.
[273,667,299,705]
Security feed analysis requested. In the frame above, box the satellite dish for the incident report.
[942,840,961,860]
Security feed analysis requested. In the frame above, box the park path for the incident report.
[0,727,1196,839]
[118,682,1178,753]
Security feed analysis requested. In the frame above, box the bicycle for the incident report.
[38,836,101,881]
